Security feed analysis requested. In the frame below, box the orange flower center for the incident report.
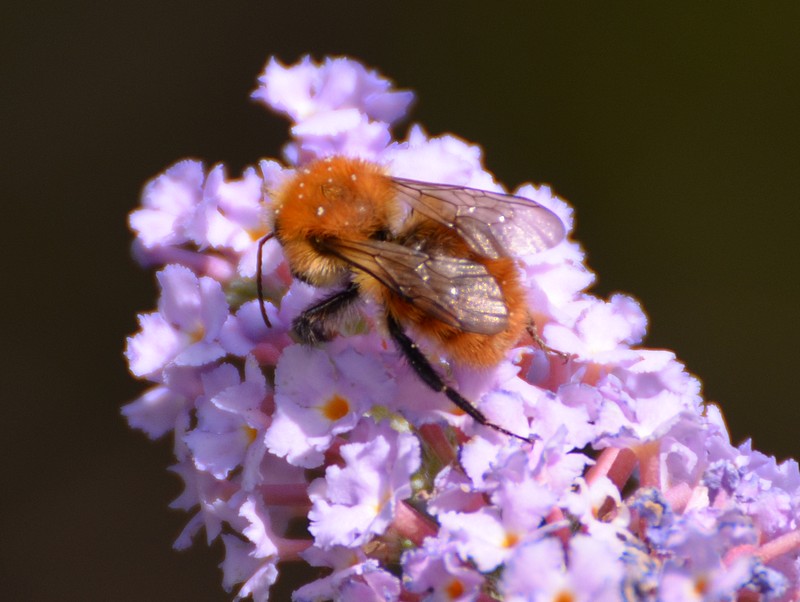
[445,579,465,599]
[322,394,350,421]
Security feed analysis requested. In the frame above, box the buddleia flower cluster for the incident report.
[125,56,800,601]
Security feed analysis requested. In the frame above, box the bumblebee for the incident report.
[258,156,565,441]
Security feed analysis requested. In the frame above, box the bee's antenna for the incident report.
[257,233,275,328]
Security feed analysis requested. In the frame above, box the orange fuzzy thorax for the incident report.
[272,156,399,287]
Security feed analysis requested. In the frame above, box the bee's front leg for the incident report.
[292,282,360,345]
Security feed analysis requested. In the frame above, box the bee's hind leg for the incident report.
[385,312,532,444]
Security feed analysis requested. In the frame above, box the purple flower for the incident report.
[125,55,800,601]
[125,265,228,379]
[253,56,413,164]
[129,160,205,248]
[403,537,485,601]
[219,494,280,602]
[122,381,189,440]
[307,420,420,549]
[184,356,269,487]
[292,548,400,602]
[501,535,625,602]
[252,56,412,126]
[264,345,395,468]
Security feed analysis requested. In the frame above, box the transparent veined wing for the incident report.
[391,178,565,259]
[320,237,509,335]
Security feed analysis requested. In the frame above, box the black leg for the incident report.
[293,282,361,344]
[385,313,531,443]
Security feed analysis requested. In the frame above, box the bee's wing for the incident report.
[322,238,509,335]
[391,178,566,259]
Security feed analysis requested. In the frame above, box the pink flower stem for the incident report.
[756,530,800,564]
[545,507,572,546]
[419,424,456,466]
[275,536,312,561]
[724,530,800,569]
[586,447,637,490]
[145,245,236,281]
[664,482,693,513]
[393,501,438,546]
[634,441,661,489]
[259,483,310,506]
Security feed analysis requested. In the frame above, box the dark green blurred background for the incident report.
[3,2,798,600]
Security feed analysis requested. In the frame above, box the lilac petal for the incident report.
[122,385,186,439]
[129,209,185,249]
[173,512,204,550]
[239,495,280,558]
[439,509,510,572]
[157,264,202,330]
[130,159,204,248]
[363,89,414,124]
[308,499,379,549]
[213,381,267,417]
[252,56,318,120]
[199,275,229,337]
[568,535,625,601]
[200,362,240,398]
[173,340,226,367]
[214,167,264,233]
[264,402,339,468]
[338,569,401,602]
[125,312,183,378]
[502,537,566,597]
[291,108,363,136]
[185,429,249,479]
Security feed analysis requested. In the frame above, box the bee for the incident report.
[257,156,565,442]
